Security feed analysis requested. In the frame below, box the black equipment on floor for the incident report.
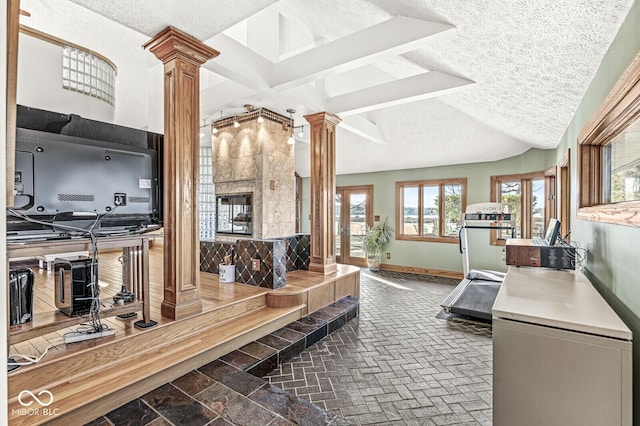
[9,268,34,326]
[54,257,97,316]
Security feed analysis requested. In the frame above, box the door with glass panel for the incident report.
[335,186,373,266]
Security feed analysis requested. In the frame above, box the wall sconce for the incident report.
[298,125,304,138]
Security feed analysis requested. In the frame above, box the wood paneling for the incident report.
[6,0,20,206]
[305,112,341,274]
[144,27,219,320]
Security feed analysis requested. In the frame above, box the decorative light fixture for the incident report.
[257,114,264,124]
[298,125,304,138]
[286,109,296,145]
[212,111,222,134]
[233,116,240,128]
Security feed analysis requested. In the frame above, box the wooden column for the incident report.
[6,0,20,206]
[304,112,341,274]
[144,27,219,320]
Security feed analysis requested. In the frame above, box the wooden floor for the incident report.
[7,240,360,425]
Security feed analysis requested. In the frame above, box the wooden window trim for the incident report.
[559,150,571,240]
[490,171,545,245]
[578,48,640,227]
[396,178,467,244]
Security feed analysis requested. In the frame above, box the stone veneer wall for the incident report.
[212,116,295,242]
[200,234,310,288]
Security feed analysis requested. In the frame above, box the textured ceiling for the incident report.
[24,0,635,176]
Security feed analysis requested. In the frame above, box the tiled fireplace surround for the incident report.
[200,234,311,288]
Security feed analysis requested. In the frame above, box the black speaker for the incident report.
[54,257,97,316]
[9,269,34,326]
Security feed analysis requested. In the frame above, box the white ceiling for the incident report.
[22,0,634,176]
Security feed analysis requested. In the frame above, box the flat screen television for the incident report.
[8,127,162,240]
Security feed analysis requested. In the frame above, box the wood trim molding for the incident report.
[6,0,20,206]
[577,48,640,227]
[378,263,464,280]
[579,49,640,146]
[144,26,220,66]
[19,24,118,72]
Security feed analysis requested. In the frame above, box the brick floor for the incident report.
[264,270,493,426]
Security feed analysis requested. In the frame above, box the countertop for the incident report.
[493,267,632,340]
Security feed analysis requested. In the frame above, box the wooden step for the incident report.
[8,291,269,397]
[8,304,305,426]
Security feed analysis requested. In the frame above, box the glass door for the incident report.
[336,186,373,266]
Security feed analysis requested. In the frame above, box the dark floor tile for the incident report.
[345,306,358,322]
[271,327,306,342]
[196,382,278,425]
[220,349,261,370]
[297,315,327,327]
[147,417,173,426]
[279,338,306,364]
[239,341,278,360]
[172,370,216,397]
[248,353,279,378]
[328,314,347,333]
[199,359,266,396]
[84,417,111,426]
[285,320,318,335]
[250,384,336,425]
[105,399,158,426]
[308,309,336,323]
[305,324,328,347]
[316,305,344,319]
[258,333,296,350]
[141,383,219,426]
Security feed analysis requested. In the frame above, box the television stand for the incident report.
[7,234,156,344]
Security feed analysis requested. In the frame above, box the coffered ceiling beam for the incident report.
[340,116,385,144]
[202,33,273,92]
[271,16,455,90]
[328,71,474,116]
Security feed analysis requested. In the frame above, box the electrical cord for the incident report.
[8,206,122,339]
[8,342,62,366]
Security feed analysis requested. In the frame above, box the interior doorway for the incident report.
[335,185,373,267]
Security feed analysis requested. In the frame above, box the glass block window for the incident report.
[199,145,216,239]
[62,46,116,105]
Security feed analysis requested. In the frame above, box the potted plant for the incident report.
[363,217,393,272]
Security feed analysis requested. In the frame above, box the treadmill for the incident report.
[440,203,514,322]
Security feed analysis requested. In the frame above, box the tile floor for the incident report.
[266,271,493,425]
[88,270,493,425]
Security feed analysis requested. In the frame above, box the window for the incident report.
[396,178,466,243]
[199,145,215,239]
[62,45,116,105]
[491,172,546,244]
[578,48,640,227]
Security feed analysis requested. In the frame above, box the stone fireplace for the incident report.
[211,108,296,242]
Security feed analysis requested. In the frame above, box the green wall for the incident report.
[552,1,640,422]
[302,2,640,420]
[301,148,550,274]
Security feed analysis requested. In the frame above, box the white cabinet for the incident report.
[493,267,632,426]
